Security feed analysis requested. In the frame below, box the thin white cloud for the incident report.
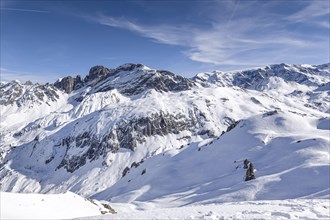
[287,0,329,23]
[0,7,49,13]
[316,20,330,29]
[286,0,330,29]
[95,15,190,46]
[86,0,328,67]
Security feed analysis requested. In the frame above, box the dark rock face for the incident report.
[54,66,110,93]
[122,167,130,177]
[93,67,196,96]
[56,133,108,172]
[55,110,211,173]
[112,63,144,74]
[86,66,110,81]
[54,64,195,96]
[54,76,83,93]
[226,120,240,132]
[115,111,197,149]
[151,70,195,92]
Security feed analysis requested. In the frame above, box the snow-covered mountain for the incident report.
[194,63,329,90]
[0,63,329,216]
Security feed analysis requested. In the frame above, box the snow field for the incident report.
[91,111,329,207]
[78,199,330,220]
[0,191,106,219]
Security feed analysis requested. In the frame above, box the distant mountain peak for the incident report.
[194,63,330,91]
[0,79,62,107]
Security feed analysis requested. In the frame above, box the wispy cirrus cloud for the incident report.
[90,6,326,67]
[70,0,330,67]
[316,21,330,29]
[287,0,329,22]
[286,0,330,29]
[0,7,49,13]
[94,15,191,46]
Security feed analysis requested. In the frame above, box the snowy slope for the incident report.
[0,63,329,219]
[0,81,70,162]
[0,191,114,219]
[78,199,330,220]
[2,85,328,197]
[92,111,329,206]
[1,192,329,220]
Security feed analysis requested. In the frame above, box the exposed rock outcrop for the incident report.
[86,66,110,81]
[55,110,208,173]
[91,64,197,96]
[54,75,83,93]
[54,64,195,96]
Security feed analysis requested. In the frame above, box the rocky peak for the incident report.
[54,63,196,96]
[53,65,110,94]
[54,75,83,94]
[24,80,34,85]
[115,63,145,72]
[86,65,110,81]
[90,64,196,96]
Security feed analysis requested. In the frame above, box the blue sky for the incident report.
[1,0,329,83]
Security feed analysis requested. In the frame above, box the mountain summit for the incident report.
[53,63,196,96]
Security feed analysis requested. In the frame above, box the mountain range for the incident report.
[0,63,329,210]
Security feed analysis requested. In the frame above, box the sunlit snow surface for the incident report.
[0,191,104,219]
[1,192,329,219]
[81,199,330,220]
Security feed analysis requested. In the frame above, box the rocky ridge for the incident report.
[0,80,61,107]
[54,64,196,96]
[194,63,330,90]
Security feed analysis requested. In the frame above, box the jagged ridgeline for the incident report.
[0,63,329,198]
[54,64,195,95]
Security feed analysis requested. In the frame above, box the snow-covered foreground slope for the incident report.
[79,199,330,220]
[0,191,114,219]
[1,192,329,220]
